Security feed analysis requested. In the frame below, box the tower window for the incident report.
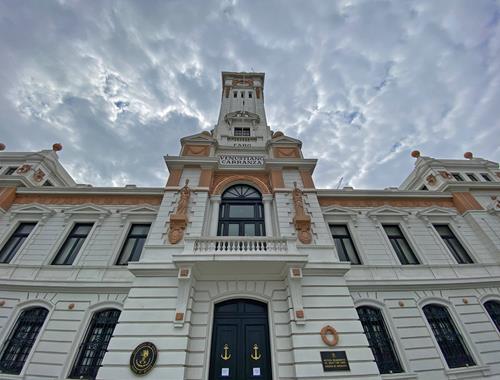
[240,91,244,98]
[233,91,237,98]
[0,307,49,374]
[423,304,475,368]
[234,128,250,137]
[248,91,252,98]
[357,306,403,374]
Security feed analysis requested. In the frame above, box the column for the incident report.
[262,194,274,237]
[209,195,221,236]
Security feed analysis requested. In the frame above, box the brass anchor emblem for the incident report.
[251,344,262,360]
[221,343,231,360]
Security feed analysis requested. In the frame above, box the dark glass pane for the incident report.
[423,304,475,368]
[357,306,402,374]
[0,307,48,374]
[383,225,401,237]
[17,223,36,235]
[227,224,239,236]
[344,239,361,264]
[244,224,255,236]
[117,239,134,265]
[331,224,361,264]
[434,225,473,264]
[116,224,150,265]
[52,223,93,265]
[229,204,254,218]
[0,223,37,263]
[129,238,146,262]
[484,301,500,332]
[130,224,150,236]
[333,239,348,261]
[70,309,120,380]
[481,173,491,182]
[331,225,348,235]
[74,224,92,235]
[383,225,419,265]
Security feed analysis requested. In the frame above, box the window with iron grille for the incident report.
[69,309,121,380]
[423,304,475,368]
[116,224,151,265]
[0,222,37,263]
[0,307,48,375]
[382,225,420,264]
[433,225,473,264]
[357,306,403,374]
[52,223,93,265]
[484,300,500,332]
[330,225,362,264]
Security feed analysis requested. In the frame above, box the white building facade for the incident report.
[0,72,499,380]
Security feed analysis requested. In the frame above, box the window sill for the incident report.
[445,365,490,379]
[0,372,22,379]
[381,372,418,380]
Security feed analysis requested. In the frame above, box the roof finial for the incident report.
[0,143,5,151]
[52,143,63,152]
[464,151,473,159]
[411,150,420,158]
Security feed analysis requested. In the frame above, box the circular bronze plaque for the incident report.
[130,342,158,375]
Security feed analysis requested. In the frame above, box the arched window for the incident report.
[357,306,403,374]
[484,300,500,332]
[0,307,49,374]
[69,309,121,380]
[218,185,265,236]
[423,304,475,368]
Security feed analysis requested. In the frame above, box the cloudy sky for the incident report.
[0,0,499,189]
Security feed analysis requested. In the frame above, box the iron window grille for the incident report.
[0,307,48,374]
[115,224,151,265]
[484,300,500,332]
[423,304,475,368]
[382,225,420,265]
[0,222,37,263]
[357,306,403,374]
[69,309,121,380]
[433,225,473,264]
[330,224,362,264]
[52,223,93,265]
[218,185,265,237]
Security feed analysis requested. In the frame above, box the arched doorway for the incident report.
[209,299,272,380]
[218,185,265,237]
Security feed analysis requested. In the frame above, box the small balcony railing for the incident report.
[190,237,289,254]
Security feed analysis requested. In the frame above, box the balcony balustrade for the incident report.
[188,236,289,254]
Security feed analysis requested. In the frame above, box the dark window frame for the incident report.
[382,224,420,265]
[69,308,121,380]
[218,185,265,237]
[451,173,464,181]
[330,224,362,264]
[0,222,37,263]
[423,304,475,369]
[466,173,478,182]
[357,305,403,374]
[0,307,49,375]
[480,173,491,182]
[234,127,250,137]
[433,224,474,264]
[51,223,94,265]
[4,167,18,175]
[484,300,500,332]
[115,223,151,265]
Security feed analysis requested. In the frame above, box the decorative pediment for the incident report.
[180,131,215,143]
[366,206,410,223]
[224,110,260,125]
[271,134,302,146]
[9,204,55,225]
[415,206,457,218]
[119,204,159,226]
[322,205,358,225]
[63,204,111,226]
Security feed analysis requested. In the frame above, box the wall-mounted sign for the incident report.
[130,342,158,375]
[320,351,350,372]
[218,154,264,166]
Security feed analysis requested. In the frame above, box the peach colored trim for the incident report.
[14,194,162,206]
[182,144,210,157]
[166,168,182,187]
[273,147,300,158]
[452,192,484,214]
[299,170,315,189]
[270,169,285,190]
[211,173,271,195]
[198,168,213,188]
[318,197,455,208]
[0,187,16,212]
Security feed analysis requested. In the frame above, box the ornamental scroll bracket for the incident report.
[168,179,191,244]
[292,182,312,244]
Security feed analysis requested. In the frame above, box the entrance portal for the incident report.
[209,299,272,380]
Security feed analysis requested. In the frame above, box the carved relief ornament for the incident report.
[292,182,312,244]
[16,164,32,174]
[168,180,191,244]
[426,174,437,185]
[33,169,45,182]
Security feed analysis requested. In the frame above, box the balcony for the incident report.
[190,236,289,254]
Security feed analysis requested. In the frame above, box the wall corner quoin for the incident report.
[452,192,484,214]
[0,187,17,212]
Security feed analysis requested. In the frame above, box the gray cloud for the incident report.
[0,0,498,188]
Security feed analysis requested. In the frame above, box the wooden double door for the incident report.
[209,299,272,380]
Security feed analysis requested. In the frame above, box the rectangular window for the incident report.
[234,127,250,136]
[116,224,150,265]
[233,91,237,98]
[0,222,37,263]
[452,173,464,181]
[466,173,478,182]
[330,225,361,264]
[383,225,420,264]
[240,91,244,98]
[52,223,93,265]
[433,225,473,264]
[248,91,252,98]
[4,167,18,175]
[480,173,491,182]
